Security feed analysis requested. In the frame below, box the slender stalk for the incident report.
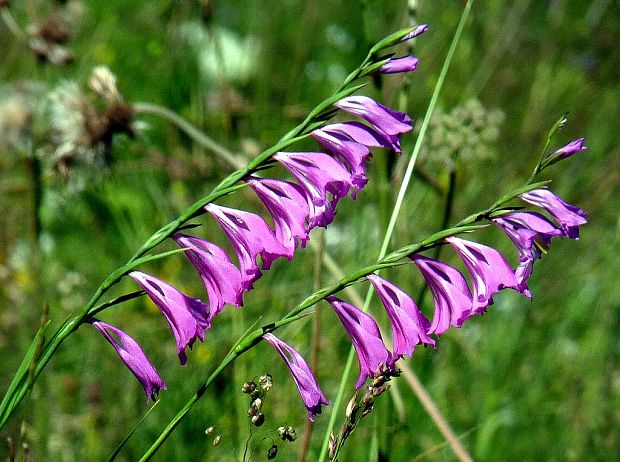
[318,2,475,460]
[1,7,25,42]
[299,229,326,462]
[132,102,247,170]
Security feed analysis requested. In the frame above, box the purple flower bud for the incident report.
[247,176,311,255]
[262,333,328,422]
[446,237,521,313]
[90,319,166,401]
[398,24,429,44]
[205,204,289,290]
[378,55,419,74]
[492,212,564,297]
[173,234,244,322]
[544,138,586,166]
[411,255,474,335]
[520,189,587,239]
[367,274,434,358]
[129,271,209,365]
[326,296,391,388]
[273,152,352,228]
[334,96,413,137]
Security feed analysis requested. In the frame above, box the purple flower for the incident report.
[378,55,419,74]
[263,333,328,422]
[446,237,521,313]
[334,96,413,137]
[520,188,587,239]
[411,255,474,335]
[273,151,352,228]
[90,319,166,401]
[544,138,586,166]
[367,274,434,358]
[129,271,209,365]
[173,234,244,322]
[326,296,391,388]
[492,212,564,297]
[205,204,289,290]
[247,176,311,255]
[311,122,402,196]
[397,24,429,44]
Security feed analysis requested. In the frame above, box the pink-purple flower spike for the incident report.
[173,234,244,322]
[327,296,391,388]
[367,274,434,358]
[90,319,166,402]
[263,333,328,422]
[411,255,474,335]
[129,271,209,365]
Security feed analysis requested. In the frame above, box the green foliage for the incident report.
[0,0,618,460]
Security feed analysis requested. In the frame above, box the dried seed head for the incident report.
[267,444,278,460]
[89,66,119,101]
[251,413,265,427]
[205,426,215,436]
[242,381,257,394]
[212,435,222,446]
[328,432,337,460]
[259,373,273,391]
[345,395,359,419]
[277,426,296,442]
[251,397,263,411]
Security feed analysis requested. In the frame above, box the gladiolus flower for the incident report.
[263,333,328,422]
[544,138,586,166]
[173,234,244,322]
[129,271,209,365]
[446,237,522,313]
[326,296,391,388]
[378,55,419,74]
[520,188,587,239]
[90,319,166,401]
[247,176,311,255]
[412,255,474,335]
[273,151,352,228]
[205,204,289,290]
[367,274,434,358]
[492,212,563,297]
[334,96,413,137]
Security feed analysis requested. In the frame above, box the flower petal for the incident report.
[205,204,289,290]
[334,96,413,136]
[446,237,522,313]
[129,271,209,365]
[367,274,435,358]
[173,234,244,322]
[520,189,587,239]
[90,319,166,402]
[263,333,329,422]
[412,255,474,334]
[247,176,311,255]
[326,296,391,388]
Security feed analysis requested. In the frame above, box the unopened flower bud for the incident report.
[259,373,273,391]
[345,395,359,420]
[267,444,278,459]
[251,412,265,427]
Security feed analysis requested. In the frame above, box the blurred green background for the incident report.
[0,0,618,460]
